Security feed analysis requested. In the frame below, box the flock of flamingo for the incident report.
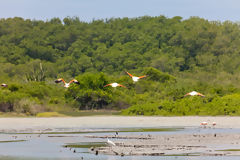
[55,71,148,89]
[0,72,216,129]
[52,72,205,99]
[200,121,217,128]
[0,71,205,97]
[53,72,205,98]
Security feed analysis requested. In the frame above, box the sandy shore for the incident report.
[1,116,240,157]
[91,133,240,156]
[0,116,240,131]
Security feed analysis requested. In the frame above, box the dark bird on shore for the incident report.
[95,150,98,155]
[90,147,94,151]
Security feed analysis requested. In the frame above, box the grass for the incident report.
[63,142,106,148]
[217,149,240,151]
[59,110,121,117]
[165,153,199,156]
[0,112,28,117]
[122,127,183,132]
[0,109,121,117]
[0,140,26,143]
[36,112,67,117]
[11,127,182,135]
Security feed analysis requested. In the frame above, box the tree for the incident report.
[65,73,113,110]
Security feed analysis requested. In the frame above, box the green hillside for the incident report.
[1,16,240,116]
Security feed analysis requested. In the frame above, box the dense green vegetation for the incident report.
[1,16,240,116]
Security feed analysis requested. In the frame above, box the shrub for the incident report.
[36,112,66,117]
[13,98,44,115]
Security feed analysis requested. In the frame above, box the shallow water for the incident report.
[1,127,240,160]
[2,156,240,160]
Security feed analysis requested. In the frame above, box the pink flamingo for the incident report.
[126,71,147,82]
[184,91,205,97]
[104,83,127,88]
[55,78,79,88]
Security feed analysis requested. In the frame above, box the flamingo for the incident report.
[107,138,116,146]
[104,83,127,88]
[1,83,8,87]
[184,91,205,97]
[212,122,216,127]
[200,122,208,128]
[55,78,79,88]
[126,71,147,82]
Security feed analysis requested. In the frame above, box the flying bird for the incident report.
[1,83,8,88]
[184,91,205,97]
[55,78,79,88]
[126,71,147,82]
[104,83,127,88]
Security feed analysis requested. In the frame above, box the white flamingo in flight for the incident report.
[55,78,79,88]
[104,83,127,88]
[126,71,147,82]
[184,91,205,97]
[1,83,8,88]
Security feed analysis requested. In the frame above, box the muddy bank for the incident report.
[90,133,240,156]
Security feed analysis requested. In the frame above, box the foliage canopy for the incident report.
[1,16,240,115]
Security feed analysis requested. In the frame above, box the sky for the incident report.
[1,0,240,22]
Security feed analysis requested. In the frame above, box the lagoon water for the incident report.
[1,126,240,160]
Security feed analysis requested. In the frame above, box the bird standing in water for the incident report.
[200,122,208,128]
[107,137,116,146]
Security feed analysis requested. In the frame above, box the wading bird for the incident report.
[55,78,80,88]
[212,122,216,127]
[184,91,205,97]
[1,83,8,87]
[107,138,116,146]
[104,83,127,88]
[125,71,147,82]
[200,122,208,128]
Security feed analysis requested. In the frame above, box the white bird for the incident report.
[104,83,127,88]
[126,71,147,82]
[55,78,80,88]
[107,138,116,146]
[200,122,208,128]
[212,122,216,127]
[184,91,205,97]
[1,83,8,88]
